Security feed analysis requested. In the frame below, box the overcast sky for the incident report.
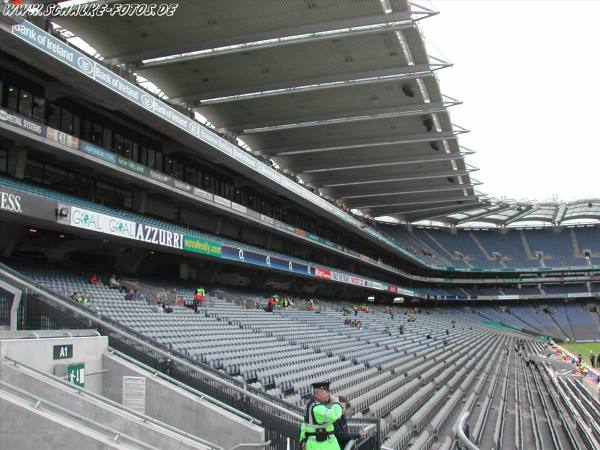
[419,1,600,203]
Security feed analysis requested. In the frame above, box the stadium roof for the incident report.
[411,198,600,227]
[50,0,482,222]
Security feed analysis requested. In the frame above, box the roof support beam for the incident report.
[296,152,471,174]
[504,206,541,225]
[339,183,479,200]
[553,204,568,225]
[350,192,477,209]
[107,11,414,65]
[171,64,448,105]
[373,201,481,218]
[322,180,478,198]
[453,205,515,225]
[239,100,461,134]
[397,202,485,221]
[137,18,417,69]
[363,195,479,211]
[316,168,474,188]
[267,129,466,157]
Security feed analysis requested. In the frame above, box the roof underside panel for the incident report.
[51,0,483,223]
[53,0,404,61]
[198,78,435,130]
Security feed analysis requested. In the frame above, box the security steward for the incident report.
[300,381,343,450]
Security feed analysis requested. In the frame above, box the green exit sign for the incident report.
[53,344,73,360]
[67,362,85,388]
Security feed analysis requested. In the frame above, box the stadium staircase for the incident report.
[0,355,216,450]
[468,231,496,264]
[591,306,600,335]
[519,231,539,268]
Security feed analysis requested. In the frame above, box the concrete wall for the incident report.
[0,363,208,450]
[102,352,264,449]
[0,395,122,450]
[0,334,108,394]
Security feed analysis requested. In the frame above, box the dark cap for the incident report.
[312,381,331,391]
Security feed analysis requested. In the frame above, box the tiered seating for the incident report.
[381,223,600,270]
[574,226,600,264]
[473,230,536,268]
[411,229,470,269]
[564,303,600,340]
[8,262,600,449]
[524,229,579,266]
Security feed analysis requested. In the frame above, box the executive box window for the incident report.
[18,91,32,118]
[4,85,46,122]
[6,85,17,111]
[48,102,60,128]
[0,149,7,174]
[32,97,45,122]
[25,160,44,184]
[95,181,133,209]
[60,109,72,134]
[0,75,364,257]
[24,159,133,210]
[101,127,111,148]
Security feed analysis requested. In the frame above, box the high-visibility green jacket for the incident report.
[300,398,343,450]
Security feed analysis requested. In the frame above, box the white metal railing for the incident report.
[456,412,480,450]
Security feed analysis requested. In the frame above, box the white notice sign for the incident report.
[123,376,146,414]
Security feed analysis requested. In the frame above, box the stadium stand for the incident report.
[387,226,600,270]
[2,261,600,449]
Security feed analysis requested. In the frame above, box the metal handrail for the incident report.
[2,355,223,450]
[0,263,303,421]
[0,380,160,450]
[228,441,272,450]
[457,412,480,450]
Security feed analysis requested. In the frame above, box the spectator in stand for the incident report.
[71,291,88,304]
[194,288,205,303]
[333,395,366,448]
[267,296,277,313]
[109,274,126,292]
[125,290,134,300]
[384,324,391,336]
[89,274,101,286]
[399,323,405,335]
[388,308,394,320]
[353,307,358,316]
